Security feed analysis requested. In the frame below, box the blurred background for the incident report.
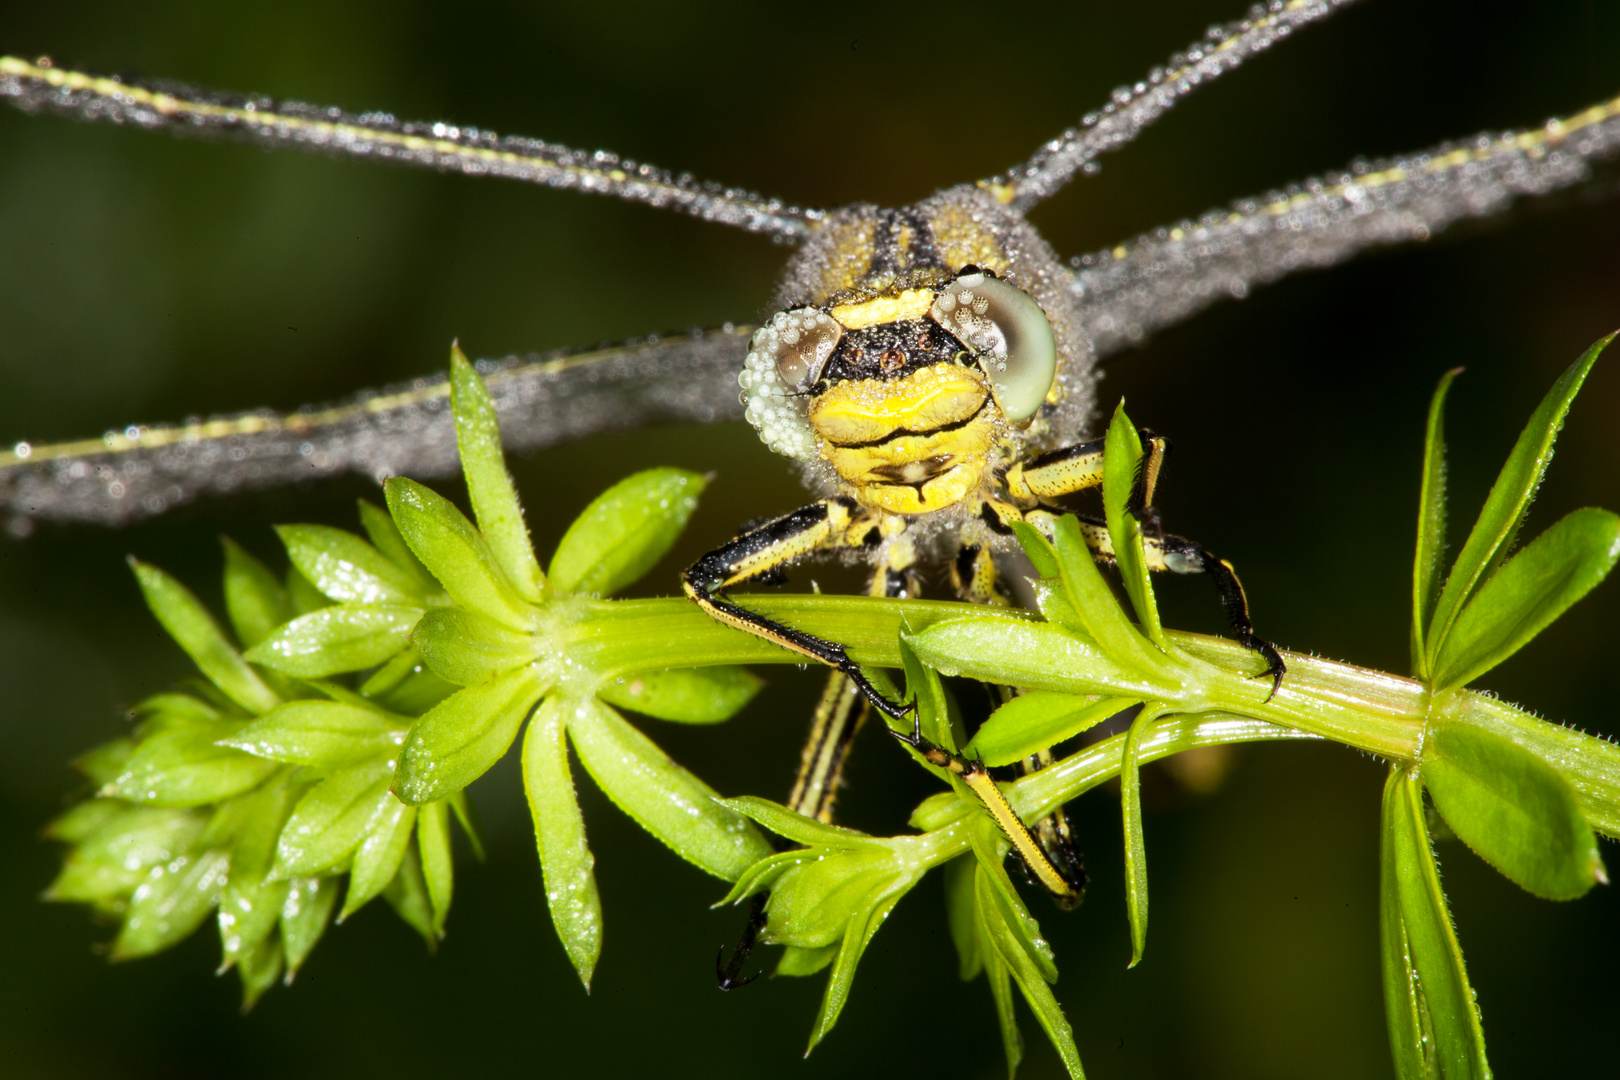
[1,1,1617,1076]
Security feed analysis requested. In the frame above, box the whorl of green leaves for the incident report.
[48,335,1620,1080]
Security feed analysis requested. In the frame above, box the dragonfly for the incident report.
[1,0,1618,1056]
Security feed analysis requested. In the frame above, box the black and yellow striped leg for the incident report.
[891,716,1086,905]
[682,496,914,726]
[952,542,1086,907]
[710,543,916,990]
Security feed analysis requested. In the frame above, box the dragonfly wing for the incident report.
[1076,94,1620,360]
[0,326,751,526]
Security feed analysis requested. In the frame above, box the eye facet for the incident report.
[929,273,1056,424]
[764,308,843,392]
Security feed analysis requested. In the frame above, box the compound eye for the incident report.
[930,273,1056,424]
[763,308,842,392]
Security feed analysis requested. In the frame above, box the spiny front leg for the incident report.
[682,495,911,723]
[714,543,916,990]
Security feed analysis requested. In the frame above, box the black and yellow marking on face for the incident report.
[810,362,996,515]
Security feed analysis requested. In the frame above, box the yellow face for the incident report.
[737,187,1070,517]
[809,361,997,515]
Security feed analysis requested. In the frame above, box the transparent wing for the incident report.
[1076,94,1620,359]
[0,327,752,526]
[0,57,816,242]
[984,0,1356,210]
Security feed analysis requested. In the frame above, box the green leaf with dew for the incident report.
[131,559,280,715]
[341,796,416,920]
[44,799,125,844]
[277,523,427,605]
[943,852,983,981]
[1411,368,1462,676]
[417,799,454,935]
[107,722,278,807]
[973,862,1083,1080]
[237,933,284,1010]
[1049,514,1162,675]
[1120,706,1158,969]
[47,807,203,903]
[358,499,438,596]
[1104,400,1166,649]
[1379,764,1490,1080]
[394,665,548,805]
[244,603,422,677]
[221,700,401,768]
[1423,719,1604,900]
[218,777,295,971]
[273,758,395,878]
[968,692,1136,768]
[807,890,905,1055]
[595,665,763,724]
[285,565,331,615]
[1426,333,1611,668]
[1430,507,1620,692]
[776,944,838,977]
[222,537,293,649]
[383,845,437,948]
[567,695,773,881]
[522,696,602,989]
[73,737,138,786]
[449,345,548,602]
[112,849,231,961]
[281,876,339,980]
[411,606,538,686]
[385,476,536,631]
[549,468,707,597]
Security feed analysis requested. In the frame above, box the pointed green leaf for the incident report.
[284,565,331,615]
[549,468,707,597]
[244,603,422,677]
[44,799,126,844]
[1427,333,1611,666]
[221,701,401,768]
[412,606,538,687]
[982,944,1023,1080]
[1120,706,1155,969]
[106,722,278,807]
[276,523,427,605]
[47,807,204,903]
[1104,400,1166,648]
[218,775,295,970]
[273,759,394,878]
[1423,720,1604,900]
[943,853,983,981]
[522,696,602,990]
[1380,765,1490,1079]
[341,797,416,920]
[806,893,902,1055]
[776,944,838,978]
[968,692,1135,768]
[385,476,536,630]
[383,845,437,948]
[595,665,763,724]
[131,559,280,715]
[358,499,439,596]
[1412,368,1462,676]
[974,864,1084,1080]
[417,800,454,935]
[449,790,486,862]
[1011,519,1062,581]
[73,737,139,786]
[222,538,293,650]
[281,876,339,979]
[236,933,284,1010]
[567,696,773,880]
[964,817,1058,983]
[112,849,231,960]
[1431,508,1620,691]
[1050,515,1161,674]
[449,345,548,602]
[394,665,547,805]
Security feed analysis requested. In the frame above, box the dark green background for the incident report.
[2,1,1617,1076]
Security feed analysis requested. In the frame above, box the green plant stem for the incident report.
[558,594,1620,839]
